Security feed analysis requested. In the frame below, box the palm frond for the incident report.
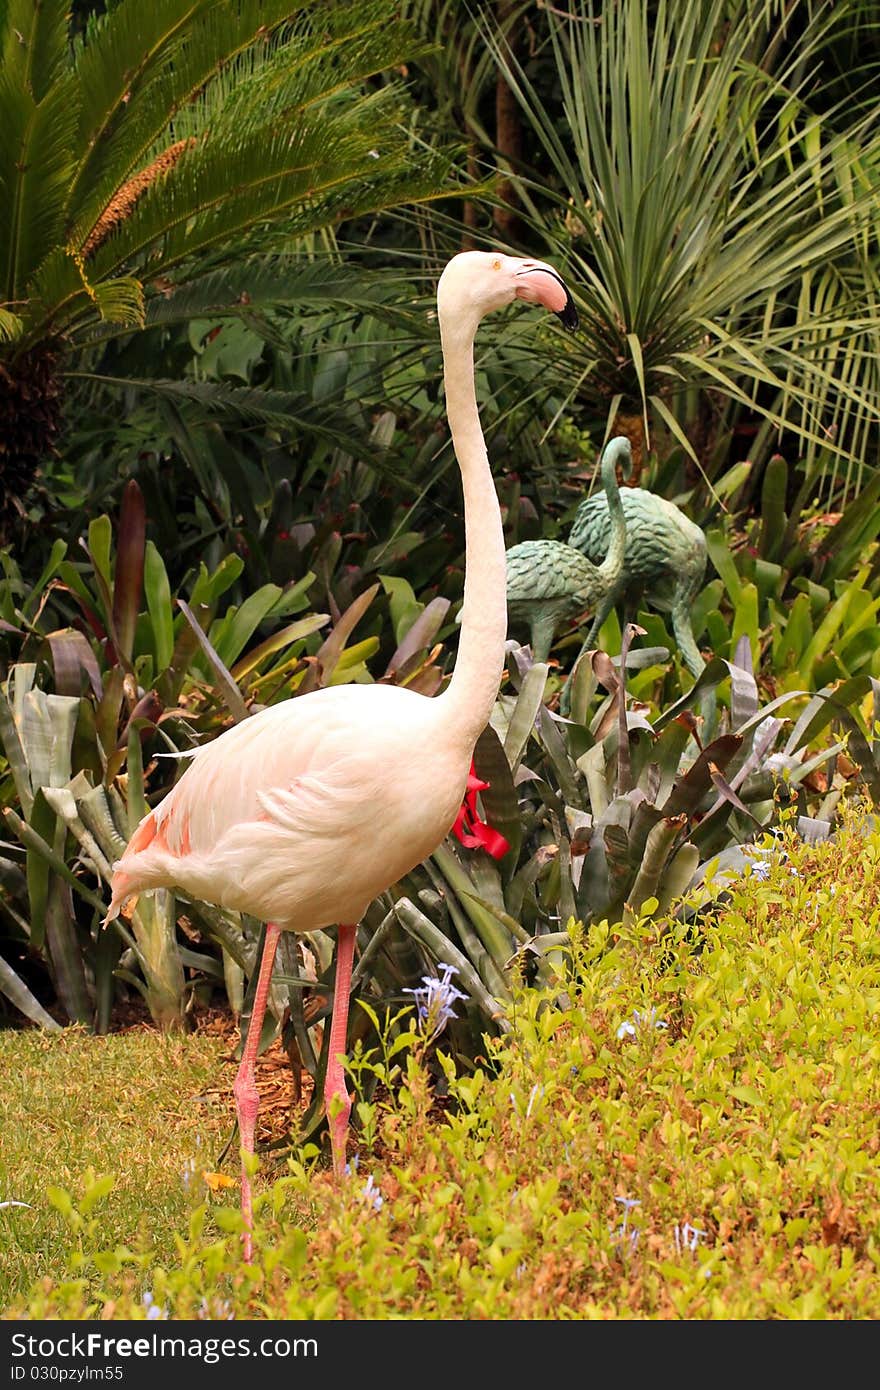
[73,258,404,348]
[0,0,69,102]
[63,371,375,451]
[0,76,79,304]
[484,0,880,473]
[67,0,314,239]
[181,1,440,145]
[80,111,451,283]
[4,0,461,352]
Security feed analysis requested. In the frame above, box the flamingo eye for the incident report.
[492,258,502,270]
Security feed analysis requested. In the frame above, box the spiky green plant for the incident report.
[482,0,880,482]
[388,621,880,1052]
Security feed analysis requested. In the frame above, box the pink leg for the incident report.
[325,923,357,1179]
[233,921,281,1262]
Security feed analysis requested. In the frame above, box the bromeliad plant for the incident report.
[674,449,880,697]
[387,623,880,1057]
[0,478,452,1033]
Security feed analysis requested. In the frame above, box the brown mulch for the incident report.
[112,997,317,1146]
[199,1011,318,1147]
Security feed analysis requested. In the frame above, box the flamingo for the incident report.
[106,250,578,1259]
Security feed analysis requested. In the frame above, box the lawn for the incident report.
[0,1022,232,1304]
[3,817,880,1320]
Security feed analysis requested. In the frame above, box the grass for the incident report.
[4,812,880,1319]
[0,1024,232,1303]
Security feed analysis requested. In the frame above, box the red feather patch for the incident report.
[451,760,510,859]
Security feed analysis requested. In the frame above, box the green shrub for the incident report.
[7,809,880,1319]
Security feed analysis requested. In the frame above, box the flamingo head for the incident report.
[437,251,578,333]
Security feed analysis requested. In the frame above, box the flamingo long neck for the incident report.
[598,444,628,584]
[437,313,507,752]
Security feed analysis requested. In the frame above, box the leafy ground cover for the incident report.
[3,809,880,1320]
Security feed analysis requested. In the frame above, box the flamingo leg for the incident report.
[233,920,281,1262]
[325,923,357,1178]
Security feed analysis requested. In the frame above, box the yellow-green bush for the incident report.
[5,814,880,1319]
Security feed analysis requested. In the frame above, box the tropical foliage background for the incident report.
[2,0,880,1174]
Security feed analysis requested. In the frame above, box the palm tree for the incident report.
[482,0,880,488]
[0,0,457,539]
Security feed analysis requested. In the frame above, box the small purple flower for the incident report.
[405,962,467,1042]
[142,1291,166,1320]
[674,1221,707,1254]
[617,1007,668,1040]
[360,1174,383,1213]
[611,1197,642,1258]
[615,1196,641,1215]
[198,1296,234,1320]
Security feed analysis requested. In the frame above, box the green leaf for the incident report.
[0,951,61,1030]
[775,592,813,669]
[0,685,33,816]
[144,541,174,673]
[0,308,23,342]
[189,555,245,609]
[730,582,760,671]
[799,584,859,682]
[379,574,422,646]
[178,600,249,724]
[503,663,549,774]
[230,614,329,682]
[315,585,379,685]
[705,529,742,605]
[210,584,283,668]
[87,514,113,595]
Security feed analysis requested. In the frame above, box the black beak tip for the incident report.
[555,290,579,331]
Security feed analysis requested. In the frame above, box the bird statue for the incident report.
[505,435,631,663]
[566,476,708,686]
[105,250,578,1260]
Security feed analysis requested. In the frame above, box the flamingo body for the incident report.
[109,683,468,932]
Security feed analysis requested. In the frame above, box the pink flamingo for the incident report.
[106,251,577,1259]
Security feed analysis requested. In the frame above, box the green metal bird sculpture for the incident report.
[566,474,708,682]
[505,436,632,664]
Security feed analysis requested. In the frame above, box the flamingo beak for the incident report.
[515,264,579,329]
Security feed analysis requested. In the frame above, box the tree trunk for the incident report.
[493,0,523,242]
[0,344,62,544]
[610,410,647,485]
